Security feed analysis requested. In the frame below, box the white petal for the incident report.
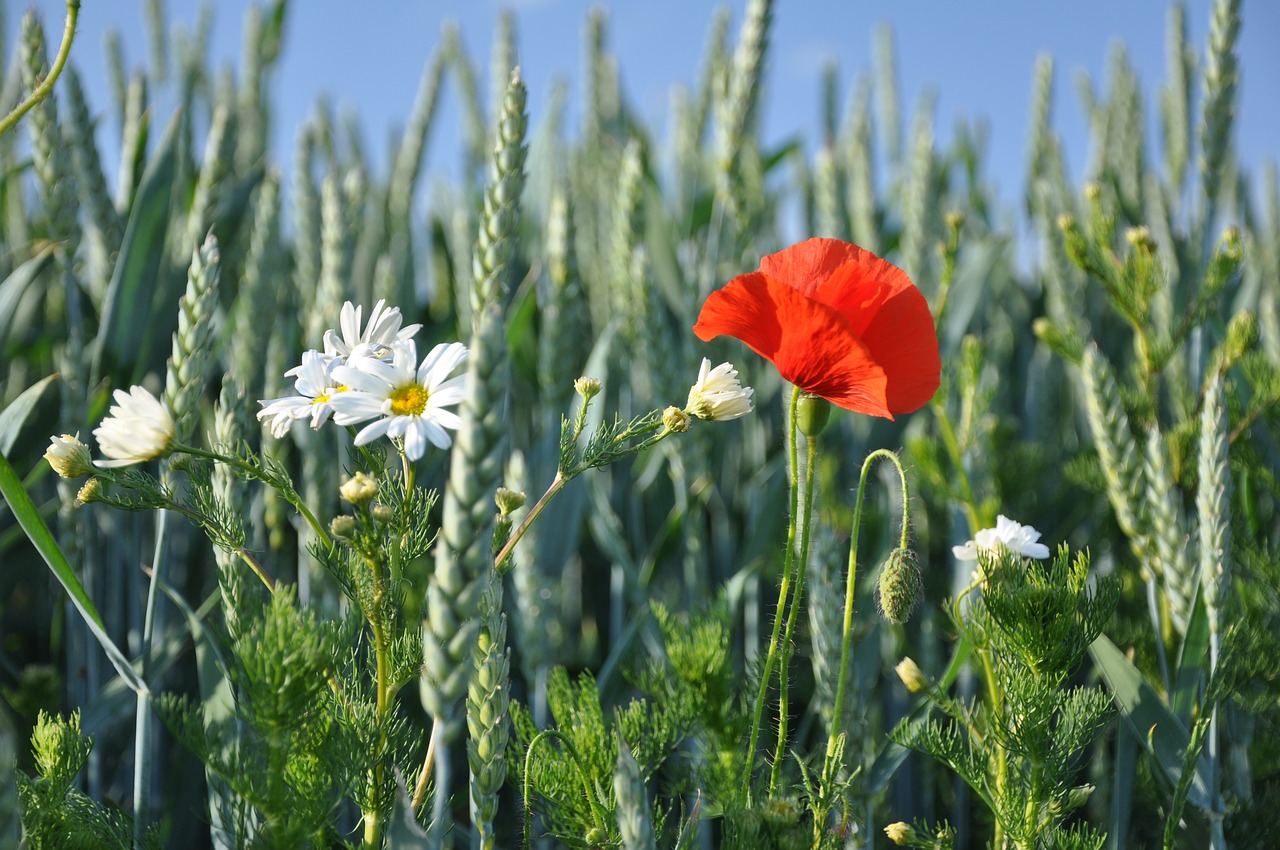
[353,418,392,446]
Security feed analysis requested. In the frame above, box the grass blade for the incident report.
[0,451,146,695]
[1090,634,1209,810]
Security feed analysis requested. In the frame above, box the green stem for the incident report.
[932,403,983,534]
[825,449,909,762]
[496,472,566,571]
[770,421,818,793]
[741,386,802,803]
[0,1,79,138]
[362,549,392,849]
[176,443,330,547]
[133,501,170,844]
[522,730,608,850]
[497,418,677,572]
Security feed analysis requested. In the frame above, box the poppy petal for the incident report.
[694,272,892,418]
[857,281,942,414]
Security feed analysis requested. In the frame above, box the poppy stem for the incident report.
[825,448,909,765]
[741,386,803,804]
[770,415,818,794]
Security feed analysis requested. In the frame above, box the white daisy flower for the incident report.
[256,349,347,438]
[329,339,469,461]
[322,299,421,363]
[952,515,1051,561]
[45,434,94,478]
[93,386,175,468]
[685,358,754,421]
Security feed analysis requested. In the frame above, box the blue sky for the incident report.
[7,1,1279,221]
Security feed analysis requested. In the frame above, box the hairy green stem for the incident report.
[826,449,910,762]
[770,422,818,793]
[522,729,608,850]
[742,386,802,803]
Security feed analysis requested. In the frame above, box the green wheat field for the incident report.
[0,0,1277,848]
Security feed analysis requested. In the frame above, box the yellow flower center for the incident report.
[311,385,348,406]
[389,383,428,416]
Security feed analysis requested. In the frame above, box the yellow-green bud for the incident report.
[944,210,965,230]
[583,826,608,847]
[495,486,526,516]
[1065,784,1094,810]
[574,376,602,403]
[1083,181,1101,201]
[1056,212,1076,232]
[1124,225,1153,251]
[884,822,915,845]
[371,503,395,524]
[75,477,105,505]
[877,548,923,625]
[340,471,379,506]
[329,515,357,539]
[1220,226,1242,256]
[45,434,94,479]
[894,657,928,694]
[662,406,691,433]
[796,393,831,437]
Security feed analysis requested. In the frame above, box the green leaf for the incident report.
[1089,634,1210,810]
[158,581,240,843]
[385,773,431,847]
[1172,593,1209,725]
[93,109,181,382]
[0,452,147,695]
[0,245,55,353]
[1107,710,1137,850]
[0,373,58,456]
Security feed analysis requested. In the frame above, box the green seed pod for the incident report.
[877,548,923,625]
[796,393,831,437]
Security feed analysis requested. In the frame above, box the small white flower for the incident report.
[685,358,754,421]
[952,515,1051,561]
[93,386,175,468]
[257,350,347,438]
[45,434,94,478]
[329,339,469,461]
[323,299,421,362]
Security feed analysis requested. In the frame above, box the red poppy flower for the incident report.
[693,238,940,419]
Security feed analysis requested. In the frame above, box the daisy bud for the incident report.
[329,515,357,539]
[1124,225,1153,251]
[45,434,94,479]
[796,393,831,437]
[1083,181,1101,201]
[583,826,608,848]
[877,548,923,625]
[371,504,395,524]
[1065,784,1094,811]
[944,210,965,230]
[884,822,915,845]
[662,406,691,433]
[894,657,928,694]
[574,376,602,403]
[1219,226,1242,258]
[340,471,379,506]
[75,477,105,506]
[495,486,526,516]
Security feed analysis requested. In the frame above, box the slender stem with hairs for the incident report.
[741,386,802,803]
